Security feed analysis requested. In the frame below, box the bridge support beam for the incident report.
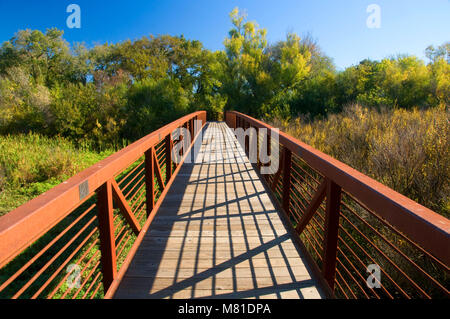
[295,180,327,234]
[97,180,117,291]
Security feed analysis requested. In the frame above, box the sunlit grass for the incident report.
[271,105,450,217]
[0,133,114,216]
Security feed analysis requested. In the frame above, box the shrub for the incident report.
[273,105,449,217]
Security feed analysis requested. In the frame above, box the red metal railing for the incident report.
[225,111,450,299]
[1,110,448,299]
[0,111,206,299]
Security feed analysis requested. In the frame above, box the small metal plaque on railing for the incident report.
[79,180,89,200]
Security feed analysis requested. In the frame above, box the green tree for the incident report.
[425,42,450,63]
[0,29,82,87]
[123,77,189,140]
[220,8,311,119]
[376,55,430,108]
[427,45,450,108]
[0,66,51,134]
[289,34,337,116]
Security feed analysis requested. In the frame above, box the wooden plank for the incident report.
[130,246,310,260]
[114,276,320,299]
[126,257,308,269]
[141,236,297,245]
[149,216,286,226]
[146,229,288,238]
[149,221,286,231]
[123,265,311,280]
[113,122,323,299]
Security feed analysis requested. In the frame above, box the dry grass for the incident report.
[272,105,449,217]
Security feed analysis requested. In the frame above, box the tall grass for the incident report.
[0,133,114,216]
[272,105,449,218]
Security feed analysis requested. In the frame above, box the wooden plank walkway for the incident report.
[113,122,324,299]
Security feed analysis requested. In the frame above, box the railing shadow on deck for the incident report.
[112,122,322,299]
[225,111,449,299]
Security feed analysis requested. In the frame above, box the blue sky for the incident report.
[0,0,448,69]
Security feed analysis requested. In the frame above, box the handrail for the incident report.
[0,111,205,268]
[225,110,449,298]
[0,111,206,298]
[225,111,450,265]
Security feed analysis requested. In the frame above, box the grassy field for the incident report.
[0,134,114,216]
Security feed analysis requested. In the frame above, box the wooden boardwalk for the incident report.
[113,122,324,299]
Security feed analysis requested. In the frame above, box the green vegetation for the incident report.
[0,7,448,215]
[0,133,113,215]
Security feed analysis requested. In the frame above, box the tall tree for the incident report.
[220,8,311,118]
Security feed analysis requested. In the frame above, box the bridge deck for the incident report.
[114,122,323,299]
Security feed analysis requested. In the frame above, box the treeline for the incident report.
[0,8,449,149]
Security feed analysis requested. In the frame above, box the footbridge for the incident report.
[0,111,448,299]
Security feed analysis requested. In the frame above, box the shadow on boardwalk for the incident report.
[113,122,323,299]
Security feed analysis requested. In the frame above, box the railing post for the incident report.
[322,178,342,291]
[165,134,172,184]
[257,127,261,170]
[145,147,155,217]
[282,148,292,215]
[194,116,198,136]
[182,122,188,156]
[96,180,117,291]
[245,122,249,156]
[264,128,271,183]
[186,120,190,143]
[189,118,194,143]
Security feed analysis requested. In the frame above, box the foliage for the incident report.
[220,8,311,119]
[0,8,448,217]
[0,133,113,215]
[0,29,86,87]
[49,78,129,149]
[334,55,449,110]
[0,66,51,133]
[124,77,190,140]
[0,10,448,144]
[273,105,450,217]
